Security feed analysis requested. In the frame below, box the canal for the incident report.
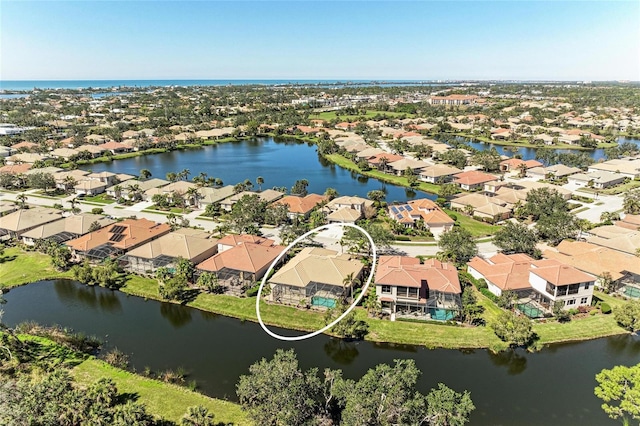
[3,280,639,425]
[81,137,433,203]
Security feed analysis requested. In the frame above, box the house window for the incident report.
[546,282,556,296]
[580,297,588,304]
[397,286,419,299]
[567,284,580,295]
[381,285,391,294]
[584,282,591,291]
[565,299,576,306]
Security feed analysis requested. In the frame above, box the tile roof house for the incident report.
[375,256,461,321]
[268,247,364,308]
[21,213,114,246]
[419,164,462,183]
[567,171,626,189]
[65,218,171,261]
[542,240,640,286]
[468,253,595,311]
[220,189,285,212]
[387,199,454,238]
[196,238,285,295]
[0,207,64,239]
[499,158,543,172]
[273,193,327,219]
[453,170,497,190]
[123,228,218,274]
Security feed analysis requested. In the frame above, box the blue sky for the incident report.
[1,1,639,80]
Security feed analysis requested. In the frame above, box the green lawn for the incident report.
[311,110,415,122]
[454,132,618,150]
[81,194,116,204]
[442,208,499,237]
[0,246,74,289]
[72,359,250,425]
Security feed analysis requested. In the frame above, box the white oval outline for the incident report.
[256,222,377,341]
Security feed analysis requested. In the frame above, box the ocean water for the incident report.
[0,79,439,91]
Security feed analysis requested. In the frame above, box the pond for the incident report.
[81,137,433,203]
[449,136,640,162]
[3,280,639,425]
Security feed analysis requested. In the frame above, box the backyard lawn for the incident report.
[72,359,250,425]
[0,246,73,289]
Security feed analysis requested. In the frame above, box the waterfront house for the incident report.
[323,195,373,224]
[65,218,171,262]
[0,207,63,240]
[375,256,461,321]
[468,253,595,311]
[387,158,430,176]
[53,170,90,191]
[144,180,198,203]
[50,147,79,160]
[220,189,285,212]
[197,185,236,208]
[452,170,497,191]
[587,158,640,179]
[543,241,640,292]
[268,247,364,308]
[21,213,114,245]
[106,178,169,200]
[419,164,462,183]
[123,228,218,274]
[196,238,285,295]
[75,144,107,158]
[499,158,543,173]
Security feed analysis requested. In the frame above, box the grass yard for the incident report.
[0,246,74,289]
[81,194,116,204]
[72,359,250,425]
[442,209,499,237]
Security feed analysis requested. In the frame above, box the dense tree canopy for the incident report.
[437,227,478,266]
[594,363,640,423]
[492,221,540,257]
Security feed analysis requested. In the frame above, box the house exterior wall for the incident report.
[529,271,595,309]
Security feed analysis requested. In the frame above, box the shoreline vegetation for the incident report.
[1,247,630,352]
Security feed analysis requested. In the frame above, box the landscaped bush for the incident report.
[91,207,104,214]
[245,284,260,297]
[394,235,411,241]
[447,212,458,221]
[480,288,498,302]
[600,303,612,314]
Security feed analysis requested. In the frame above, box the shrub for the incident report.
[447,212,458,221]
[589,310,598,316]
[600,303,612,314]
[568,308,579,316]
[91,207,104,214]
[245,284,260,297]
[480,288,498,302]
[394,235,411,241]
[577,305,590,314]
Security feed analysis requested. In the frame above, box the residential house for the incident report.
[0,207,63,239]
[106,178,169,200]
[220,189,285,212]
[323,195,374,224]
[197,185,236,207]
[388,198,454,238]
[123,228,218,274]
[428,95,478,106]
[268,247,364,308]
[586,225,640,255]
[75,144,107,158]
[273,193,327,219]
[21,213,114,245]
[468,253,595,311]
[50,147,79,160]
[567,171,626,189]
[387,158,430,176]
[543,241,640,292]
[499,158,543,173]
[587,158,640,179]
[453,170,497,191]
[53,170,90,191]
[144,180,198,203]
[367,153,403,171]
[196,238,285,295]
[74,179,107,196]
[375,256,461,321]
[419,164,462,183]
[0,201,18,217]
[65,218,171,261]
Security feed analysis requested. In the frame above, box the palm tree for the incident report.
[113,184,123,199]
[186,187,201,208]
[256,176,264,192]
[180,405,215,426]
[342,272,360,300]
[15,193,27,209]
[180,168,191,181]
[166,172,178,183]
[243,179,253,191]
[378,156,389,172]
[127,184,142,202]
[139,169,152,180]
[63,176,77,193]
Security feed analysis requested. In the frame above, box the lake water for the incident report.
[456,137,640,162]
[81,137,433,203]
[3,280,639,425]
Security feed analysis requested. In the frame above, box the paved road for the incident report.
[1,189,498,257]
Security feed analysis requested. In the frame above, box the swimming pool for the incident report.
[428,308,455,321]
[311,296,337,309]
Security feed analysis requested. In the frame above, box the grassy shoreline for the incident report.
[2,248,630,352]
[451,132,618,150]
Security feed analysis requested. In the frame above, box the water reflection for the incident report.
[159,302,192,328]
[53,280,122,313]
[605,334,640,358]
[488,349,527,375]
[371,341,418,353]
[323,338,360,365]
